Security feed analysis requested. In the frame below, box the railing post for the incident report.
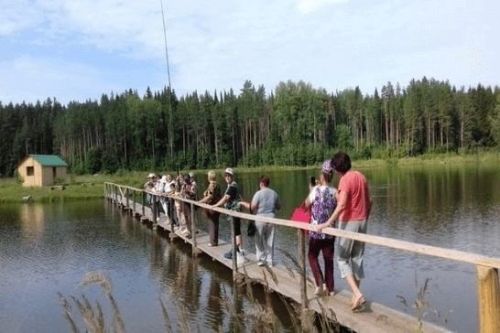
[169,197,175,232]
[231,218,237,278]
[126,188,129,210]
[298,229,308,310]
[142,191,146,217]
[133,190,136,215]
[191,202,198,254]
[152,195,158,228]
[477,265,500,333]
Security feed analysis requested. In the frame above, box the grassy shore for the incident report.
[1,151,498,203]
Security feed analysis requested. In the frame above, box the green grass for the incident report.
[2,151,498,203]
[0,177,104,203]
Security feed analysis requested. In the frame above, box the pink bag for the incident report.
[291,203,311,223]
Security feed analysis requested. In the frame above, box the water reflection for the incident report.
[206,274,224,332]
[0,163,499,333]
[19,203,46,241]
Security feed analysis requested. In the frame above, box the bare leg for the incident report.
[347,274,365,310]
[236,234,242,249]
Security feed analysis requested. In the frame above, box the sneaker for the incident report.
[257,261,266,266]
[224,251,233,259]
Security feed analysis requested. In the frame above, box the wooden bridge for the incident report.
[104,182,500,333]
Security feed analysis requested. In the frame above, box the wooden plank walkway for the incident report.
[107,189,450,333]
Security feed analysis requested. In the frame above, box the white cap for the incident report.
[189,172,195,178]
[160,175,167,183]
[224,168,234,176]
[147,173,156,178]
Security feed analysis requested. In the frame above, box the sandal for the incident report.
[351,295,366,312]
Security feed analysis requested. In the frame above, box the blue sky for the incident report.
[0,0,498,105]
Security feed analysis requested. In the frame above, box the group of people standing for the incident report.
[144,172,197,238]
[204,168,281,267]
[144,151,371,313]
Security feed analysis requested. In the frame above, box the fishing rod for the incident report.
[160,0,172,89]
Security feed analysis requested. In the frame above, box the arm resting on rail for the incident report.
[212,195,229,208]
[315,190,347,232]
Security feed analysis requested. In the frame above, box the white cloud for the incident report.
[296,0,349,14]
[0,0,498,104]
[0,0,42,36]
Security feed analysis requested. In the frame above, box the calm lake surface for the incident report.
[1,162,499,332]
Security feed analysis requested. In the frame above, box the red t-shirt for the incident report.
[338,170,370,222]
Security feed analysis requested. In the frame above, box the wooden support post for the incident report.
[168,198,176,238]
[477,265,500,333]
[191,202,199,255]
[126,188,129,209]
[231,218,237,278]
[142,191,146,217]
[298,229,308,310]
[133,190,136,215]
[152,195,158,229]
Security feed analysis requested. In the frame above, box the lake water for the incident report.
[1,162,499,332]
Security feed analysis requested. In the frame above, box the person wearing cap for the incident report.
[189,172,197,198]
[314,152,371,312]
[179,173,197,238]
[304,160,337,297]
[144,173,158,206]
[159,174,175,220]
[144,173,157,191]
[212,168,244,261]
[240,176,280,266]
[173,175,187,232]
[198,170,222,246]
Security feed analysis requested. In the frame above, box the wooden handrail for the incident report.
[105,181,500,332]
[104,182,500,270]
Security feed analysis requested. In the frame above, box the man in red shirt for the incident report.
[314,152,371,312]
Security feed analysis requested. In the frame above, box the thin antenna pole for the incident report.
[160,0,174,160]
[160,0,172,88]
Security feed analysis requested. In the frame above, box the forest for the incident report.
[0,77,499,176]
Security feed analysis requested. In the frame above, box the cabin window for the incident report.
[26,166,34,176]
[53,167,57,179]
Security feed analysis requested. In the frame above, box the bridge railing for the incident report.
[104,181,500,333]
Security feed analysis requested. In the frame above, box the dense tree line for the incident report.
[0,77,499,176]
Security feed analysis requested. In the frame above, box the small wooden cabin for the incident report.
[17,155,68,187]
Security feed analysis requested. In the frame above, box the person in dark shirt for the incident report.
[212,168,244,262]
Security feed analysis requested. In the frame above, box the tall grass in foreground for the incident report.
[396,275,451,333]
[59,267,343,333]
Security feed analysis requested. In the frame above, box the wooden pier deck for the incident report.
[105,182,500,333]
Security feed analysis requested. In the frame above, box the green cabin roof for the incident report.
[31,154,68,167]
